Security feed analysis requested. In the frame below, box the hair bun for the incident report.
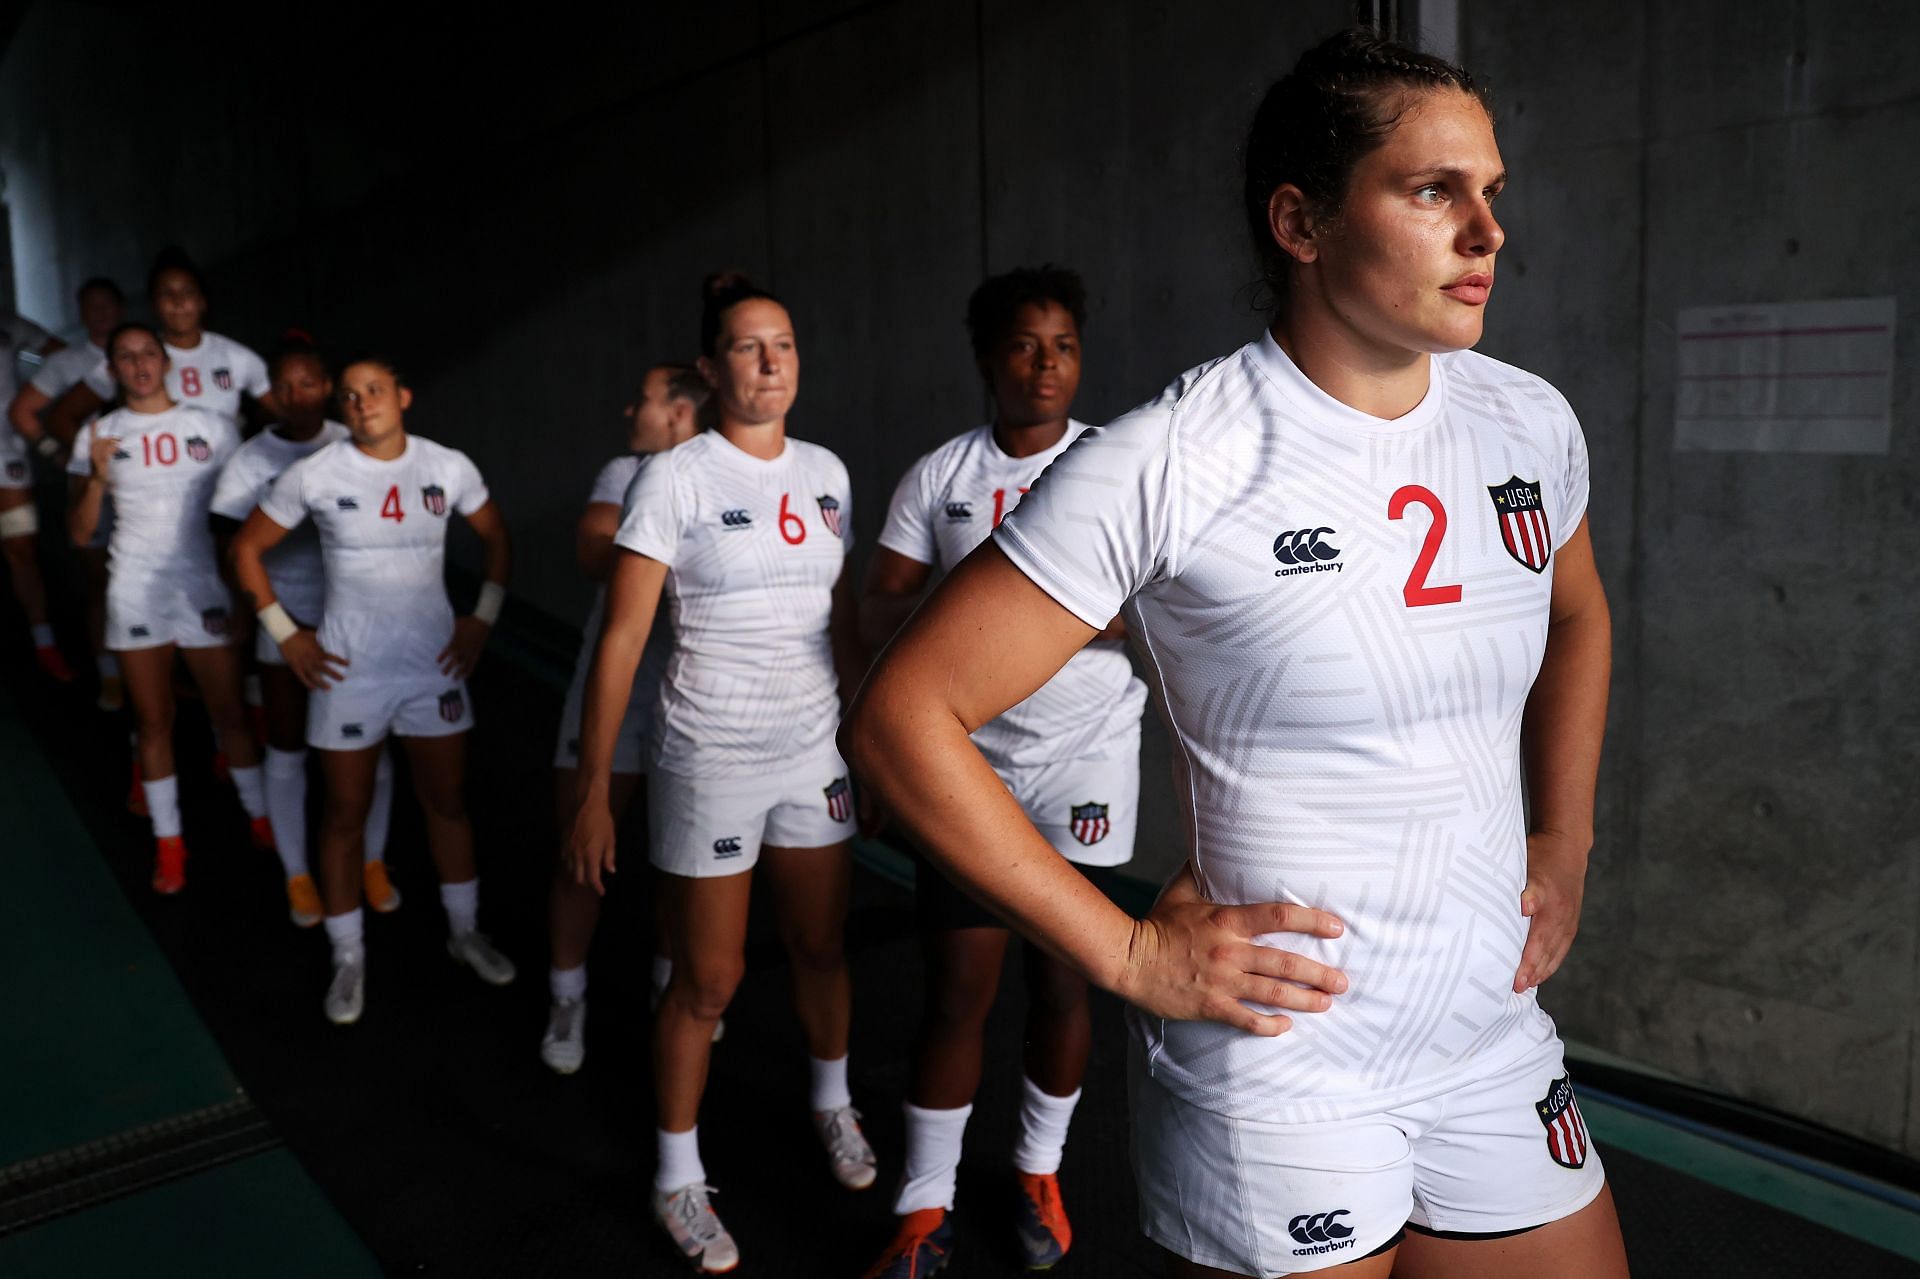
[704,271,756,299]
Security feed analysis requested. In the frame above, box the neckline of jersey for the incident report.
[707,427,791,468]
[983,419,1085,465]
[1249,329,1446,435]
[344,434,414,467]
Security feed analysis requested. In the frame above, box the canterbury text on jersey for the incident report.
[84,330,268,429]
[879,421,1146,769]
[614,430,852,779]
[69,405,240,580]
[211,421,350,625]
[258,434,488,680]
[995,331,1591,1123]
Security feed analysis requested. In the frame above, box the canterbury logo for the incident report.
[1288,1211,1354,1245]
[712,837,743,856]
[1272,527,1340,565]
[945,501,972,520]
[720,509,752,527]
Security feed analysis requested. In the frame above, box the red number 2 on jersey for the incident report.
[1387,485,1463,608]
[380,485,406,523]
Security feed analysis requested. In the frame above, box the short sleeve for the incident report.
[992,408,1176,631]
[1543,382,1588,551]
[876,452,936,565]
[9,315,51,353]
[587,456,634,507]
[451,449,490,516]
[28,352,72,396]
[614,452,683,565]
[209,447,260,520]
[257,454,310,530]
[238,345,271,399]
[82,360,115,399]
[66,423,95,477]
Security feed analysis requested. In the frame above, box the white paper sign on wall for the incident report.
[1673,297,1896,455]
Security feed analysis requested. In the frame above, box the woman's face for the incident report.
[702,298,797,425]
[273,355,334,426]
[1302,89,1506,356]
[150,268,207,340]
[110,331,168,398]
[338,362,411,446]
[982,300,1080,429]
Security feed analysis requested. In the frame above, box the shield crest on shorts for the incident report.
[816,495,843,539]
[422,484,447,516]
[1070,802,1110,846]
[186,435,210,463]
[438,688,465,722]
[824,776,852,823]
[213,367,233,391]
[201,607,228,636]
[1536,1074,1590,1169]
[1488,476,1551,573]
[5,460,24,482]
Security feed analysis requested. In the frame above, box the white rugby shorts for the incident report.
[107,568,233,652]
[1129,1026,1606,1275]
[307,674,474,749]
[552,657,652,776]
[648,745,857,878]
[996,721,1139,868]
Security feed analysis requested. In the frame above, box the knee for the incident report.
[674,957,744,1021]
[414,782,467,824]
[780,922,845,977]
[322,790,372,833]
[927,969,999,1030]
[1026,958,1090,1018]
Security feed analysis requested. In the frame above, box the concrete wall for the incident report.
[5,1,1915,1153]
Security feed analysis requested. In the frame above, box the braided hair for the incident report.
[1243,28,1489,304]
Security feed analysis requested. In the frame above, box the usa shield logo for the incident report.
[816,494,843,539]
[824,776,852,823]
[422,484,447,516]
[5,461,24,482]
[201,607,229,636]
[212,367,233,391]
[185,435,210,462]
[438,689,465,722]
[1070,802,1110,846]
[1488,476,1551,573]
[1536,1074,1590,1170]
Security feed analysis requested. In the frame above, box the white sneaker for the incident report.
[652,1181,740,1273]
[325,952,365,1025]
[540,998,587,1074]
[650,983,726,1043]
[813,1105,877,1190]
[447,930,516,986]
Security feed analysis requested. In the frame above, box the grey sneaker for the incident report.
[325,952,365,1025]
[540,998,586,1075]
[447,930,516,986]
[652,1181,740,1273]
[813,1105,877,1190]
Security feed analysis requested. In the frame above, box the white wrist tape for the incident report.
[33,435,59,459]
[473,581,506,625]
[257,601,299,645]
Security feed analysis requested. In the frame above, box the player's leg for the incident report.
[80,546,118,708]
[315,742,380,1024]
[258,646,320,926]
[1012,938,1091,1267]
[178,640,269,847]
[540,765,637,1074]
[0,488,68,680]
[1391,1186,1626,1279]
[359,746,400,911]
[120,642,185,891]
[652,865,753,1272]
[400,727,514,985]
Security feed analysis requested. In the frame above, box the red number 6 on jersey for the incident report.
[1387,485,1463,608]
[778,493,807,545]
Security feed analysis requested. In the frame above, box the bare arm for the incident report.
[232,507,348,690]
[47,383,105,449]
[568,550,670,893]
[574,501,622,582]
[1512,516,1611,991]
[859,545,934,651]
[8,385,53,447]
[828,566,868,714]
[440,499,512,679]
[841,541,1347,1035]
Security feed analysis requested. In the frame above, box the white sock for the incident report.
[143,774,182,838]
[655,1126,705,1193]
[264,748,309,878]
[97,654,118,678]
[892,1102,971,1214]
[230,763,268,820]
[30,623,54,647]
[1012,1075,1082,1176]
[810,1054,852,1112]
[364,749,394,861]
[440,878,479,934]
[651,953,672,999]
[324,908,364,962]
[551,964,587,1003]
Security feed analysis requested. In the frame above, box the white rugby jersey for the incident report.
[210,421,350,624]
[30,342,106,398]
[996,331,1590,1123]
[84,330,268,429]
[879,422,1146,769]
[614,430,852,779]
[573,454,669,723]
[68,405,239,579]
[0,313,56,475]
[259,434,488,680]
